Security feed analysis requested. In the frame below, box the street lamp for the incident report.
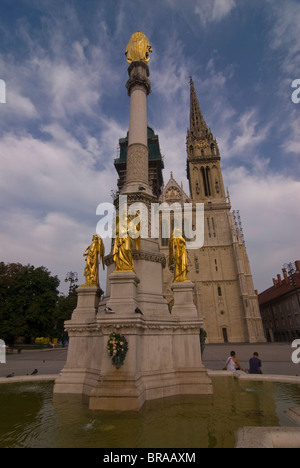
[65,271,78,294]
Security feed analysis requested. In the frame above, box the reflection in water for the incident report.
[1,378,300,448]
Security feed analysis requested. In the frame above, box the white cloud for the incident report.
[0,208,96,292]
[281,109,300,156]
[5,88,38,119]
[225,166,300,292]
[0,124,119,295]
[231,109,270,157]
[268,0,300,75]
[195,0,236,25]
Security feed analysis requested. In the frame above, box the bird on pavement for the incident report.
[6,372,14,378]
[31,369,38,375]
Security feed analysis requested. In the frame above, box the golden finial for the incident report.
[125,31,152,64]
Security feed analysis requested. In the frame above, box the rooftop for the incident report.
[258,261,300,306]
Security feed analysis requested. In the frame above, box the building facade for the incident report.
[258,261,300,342]
[158,78,265,343]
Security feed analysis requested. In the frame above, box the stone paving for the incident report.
[0,341,300,379]
[203,342,300,376]
[0,348,67,378]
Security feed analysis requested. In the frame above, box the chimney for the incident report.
[277,274,282,286]
[282,268,289,285]
[273,278,277,288]
[295,260,300,273]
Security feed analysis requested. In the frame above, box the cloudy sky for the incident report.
[0,0,299,295]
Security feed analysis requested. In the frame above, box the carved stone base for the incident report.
[54,313,212,410]
[70,286,102,322]
[105,271,140,314]
[171,281,198,318]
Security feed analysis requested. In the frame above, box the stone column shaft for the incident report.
[124,61,151,191]
[128,85,148,147]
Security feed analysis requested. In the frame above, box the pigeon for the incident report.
[104,306,115,314]
[6,372,14,378]
[31,369,38,375]
[135,307,143,315]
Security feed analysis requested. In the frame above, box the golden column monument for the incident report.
[53,32,212,410]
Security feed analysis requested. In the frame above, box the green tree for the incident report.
[54,288,78,342]
[0,262,60,345]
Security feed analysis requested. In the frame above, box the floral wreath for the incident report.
[107,332,128,369]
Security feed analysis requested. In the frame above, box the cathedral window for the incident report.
[211,217,216,237]
[207,217,211,238]
[201,167,211,197]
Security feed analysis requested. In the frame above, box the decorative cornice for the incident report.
[188,156,221,163]
[65,316,203,334]
[105,250,166,268]
[114,191,157,208]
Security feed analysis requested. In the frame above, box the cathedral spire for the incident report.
[186,78,224,202]
[189,76,209,139]
[187,77,219,159]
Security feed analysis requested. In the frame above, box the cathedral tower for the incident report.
[160,78,266,343]
[187,77,226,204]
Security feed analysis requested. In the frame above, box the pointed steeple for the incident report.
[189,76,209,139]
[186,78,225,202]
[187,77,219,160]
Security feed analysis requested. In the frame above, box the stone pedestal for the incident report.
[53,286,102,396]
[104,238,170,317]
[171,281,198,317]
[86,314,212,411]
[71,286,102,322]
[105,271,140,314]
[54,282,213,410]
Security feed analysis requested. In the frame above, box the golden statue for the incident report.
[125,31,152,64]
[82,234,105,287]
[169,229,189,283]
[113,212,140,273]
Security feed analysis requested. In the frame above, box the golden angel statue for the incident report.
[169,229,189,283]
[125,31,152,64]
[82,234,105,287]
[113,212,140,273]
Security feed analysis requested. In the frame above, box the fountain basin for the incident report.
[1,376,300,448]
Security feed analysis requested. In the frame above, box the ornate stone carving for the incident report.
[126,143,148,184]
[105,250,166,268]
[126,61,151,96]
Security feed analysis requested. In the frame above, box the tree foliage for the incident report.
[0,262,60,345]
[55,288,77,341]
